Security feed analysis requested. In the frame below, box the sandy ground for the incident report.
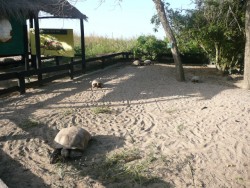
[0,62,249,188]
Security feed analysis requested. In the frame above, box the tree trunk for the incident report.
[215,42,222,70]
[152,0,185,81]
[215,43,219,66]
[244,0,250,89]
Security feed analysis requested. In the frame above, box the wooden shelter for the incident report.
[0,0,87,77]
[0,1,131,96]
[0,0,88,19]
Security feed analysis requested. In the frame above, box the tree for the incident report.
[152,0,185,81]
[244,0,250,89]
[94,0,185,81]
[133,35,170,60]
[168,0,245,73]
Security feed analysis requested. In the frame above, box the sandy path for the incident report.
[0,62,249,187]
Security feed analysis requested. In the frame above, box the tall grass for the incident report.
[74,34,136,58]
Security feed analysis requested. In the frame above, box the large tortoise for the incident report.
[132,60,142,66]
[50,126,91,164]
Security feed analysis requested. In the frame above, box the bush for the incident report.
[74,34,136,58]
[132,35,170,60]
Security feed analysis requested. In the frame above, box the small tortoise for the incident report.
[91,79,103,89]
[191,76,200,83]
[50,126,91,164]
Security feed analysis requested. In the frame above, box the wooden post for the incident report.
[69,58,74,79]
[23,23,29,71]
[80,19,86,73]
[34,14,42,85]
[29,17,36,69]
[55,56,60,66]
[18,73,26,94]
[101,57,105,69]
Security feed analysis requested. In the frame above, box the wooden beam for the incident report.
[69,58,74,79]
[18,75,26,94]
[23,23,29,71]
[34,13,43,84]
[55,56,60,66]
[29,17,36,69]
[29,17,34,28]
[80,19,86,73]
[38,16,76,19]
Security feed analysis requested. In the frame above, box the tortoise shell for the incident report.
[132,60,142,66]
[91,79,103,88]
[54,126,91,150]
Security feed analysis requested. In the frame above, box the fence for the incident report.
[0,52,131,96]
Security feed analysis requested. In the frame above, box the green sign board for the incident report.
[0,18,25,55]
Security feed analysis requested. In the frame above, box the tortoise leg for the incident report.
[61,148,70,158]
[69,150,83,158]
[98,83,103,88]
[61,149,71,163]
[50,148,62,164]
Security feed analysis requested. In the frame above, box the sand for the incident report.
[0,62,249,188]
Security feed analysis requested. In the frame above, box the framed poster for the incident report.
[30,28,75,57]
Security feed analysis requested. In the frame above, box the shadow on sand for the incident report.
[0,62,234,187]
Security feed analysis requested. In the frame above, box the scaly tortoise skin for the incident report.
[50,126,91,164]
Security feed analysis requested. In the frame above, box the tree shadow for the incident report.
[55,134,174,187]
[94,63,234,105]
[0,62,236,187]
[0,149,47,188]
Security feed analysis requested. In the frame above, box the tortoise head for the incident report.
[50,148,71,164]
[61,148,70,158]
[92,82,103,88]
[97,83,103,88]
[49,148,62,164]
[92,83,98,88]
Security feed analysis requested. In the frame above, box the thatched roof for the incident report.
[0,0,87,20]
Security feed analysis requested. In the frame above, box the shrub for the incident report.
[132,35,170,60]
[74,34,136,58]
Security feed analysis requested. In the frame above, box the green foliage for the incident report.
[91,106,112,114]
[74,45,81,55]
[151,2,204,55]
[150,0,246,72]
[132,35,170,60]
[19,118,41,130]
[95,149,160,185]
[167,0,246,72]
[74,34,136,58]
